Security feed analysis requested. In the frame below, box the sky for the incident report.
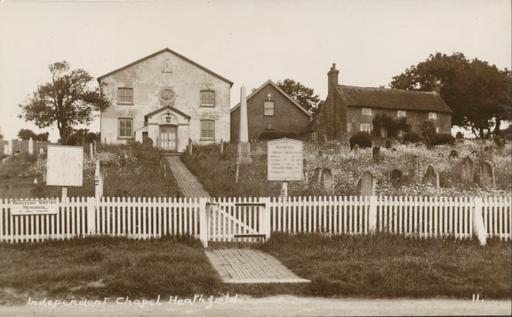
[0,0,510,141]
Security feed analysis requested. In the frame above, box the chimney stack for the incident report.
[328,63,339,93]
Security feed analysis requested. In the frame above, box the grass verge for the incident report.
[260,233,512,299]
[0,236,222,304]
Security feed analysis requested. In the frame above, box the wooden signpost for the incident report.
[267,138,303,197]
[46,145,84,201]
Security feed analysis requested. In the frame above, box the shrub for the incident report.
[349,132,372,149]
[402,131,423,144]
[258,131,297,140]
[431,133,455,146]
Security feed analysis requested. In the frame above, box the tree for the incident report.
[19,61,110,143]
[276,79,320,112]
[18,129,37,140]
[390,52,512,138]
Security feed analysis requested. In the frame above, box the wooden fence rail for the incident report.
[0,196,510,245]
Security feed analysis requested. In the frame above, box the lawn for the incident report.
[260,233,512,299]
[0,236,223,304]
[181,140,512,197]
[0,143,180,198]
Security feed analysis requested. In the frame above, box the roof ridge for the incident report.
[97,48,233,86]
[338,84,437,95]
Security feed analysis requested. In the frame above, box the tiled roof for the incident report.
[336,85,453,113]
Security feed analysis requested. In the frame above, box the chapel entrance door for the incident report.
[159,125,177,151]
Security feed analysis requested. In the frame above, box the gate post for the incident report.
[473,197,487,246]
[260,197,271,239]
[199,197,208,248]
[368,196,378,233]
[86,197,96,236]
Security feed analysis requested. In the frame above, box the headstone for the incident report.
[352,144,359,153]
[358,171,376,196]
[390,169,403,189]
[220,139,224,154]
[89,143,94,159]
[372,146,381,163]
[422,165,439,188]
[313,167,322,184]
[449,149,458,160]
[461,156,474,183]
[479,161,495,188]
[3,140,10,156]
[384,139,392,149]
[481,146,494,163]
[322,168,333,193]
[409,155,420,179]
[323,134,328,144]
[28,137,34,155]
[188,138,193,155]
[93,140,97,155]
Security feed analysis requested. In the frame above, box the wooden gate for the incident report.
[207,198,270,243]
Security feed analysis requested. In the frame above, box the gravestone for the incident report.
[390,169,403,189]
[449,149,458,160]
[358,171,376,196]
[422,165,439,188]
[481,146,494,163]
[372,146,381,163]
[352,144,359,153]
[409,155,420,179]
[323,134,328,144]
[384,139,392,149]
[188,138,193,155]
[479,161,495,188]
[313,167,323,184]
[220,139,224,154]
[461,156,474,183]
[28,137,34,155]
[303,159,308,184]
[322,168,334,193]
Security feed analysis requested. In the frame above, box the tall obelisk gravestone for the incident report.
[238,85,252,163]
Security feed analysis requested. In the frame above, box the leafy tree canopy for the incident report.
[19,61,110,144]
[17,129,49,141]
[276,79,320,113]
[390,52,512,138]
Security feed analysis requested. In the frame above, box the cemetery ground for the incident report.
[0,233,510,305]
[182,140,512,197]
[0,143,180,198]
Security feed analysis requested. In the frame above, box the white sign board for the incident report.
[11,199,58,215]
[267,138,303,181]
[46,145,84,187]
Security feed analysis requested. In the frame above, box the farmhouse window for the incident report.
[347,123,352,132]
[362,107,372,116]
[117,88,133,105]
[200,90,215,107]
[397,110,407,118]
[264,101,275,116]
[200,120,215,140]
[360,123,372,133]
[428,112,438,120]
[118,118,133,139]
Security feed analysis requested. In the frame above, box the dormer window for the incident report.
[117,88,133,105]
[200,90,215,107]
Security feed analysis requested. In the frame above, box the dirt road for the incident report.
[0,295,510,316]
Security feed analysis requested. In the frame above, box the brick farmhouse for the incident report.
[315,64,453,141]
[98,48,232,152]
[230,80,312,143]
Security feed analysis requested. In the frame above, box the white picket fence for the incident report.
[0,196,510,245]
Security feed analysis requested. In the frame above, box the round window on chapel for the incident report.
[160,89,175,102]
